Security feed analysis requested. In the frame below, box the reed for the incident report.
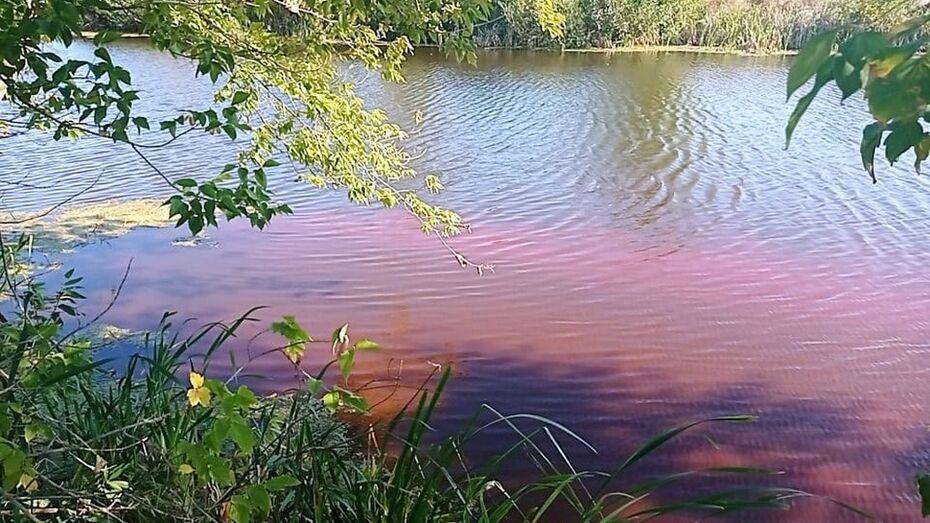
[477,0,923,52]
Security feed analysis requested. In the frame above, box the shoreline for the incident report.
[80,30,148,39]
[477,43,797,56]
[80,31,797,57]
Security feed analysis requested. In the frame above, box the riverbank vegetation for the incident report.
[480,0,922,52]
[78,0,924,53]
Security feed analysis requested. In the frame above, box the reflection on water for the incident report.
[4,42,930,520]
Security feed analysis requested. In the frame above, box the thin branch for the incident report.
[60,258,133,343]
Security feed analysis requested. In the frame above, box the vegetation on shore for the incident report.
[80,0,923,53]
[479,0,922,52]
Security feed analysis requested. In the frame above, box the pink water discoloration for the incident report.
[22,47,930,521]
[68,205,930,520]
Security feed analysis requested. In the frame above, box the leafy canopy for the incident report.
[0,0,504,237]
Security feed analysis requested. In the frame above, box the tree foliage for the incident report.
[1,0,500,237]
[786,12,930,182]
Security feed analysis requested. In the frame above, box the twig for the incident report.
[60,258,133,343]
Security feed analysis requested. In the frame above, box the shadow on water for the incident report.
[421,349,925,521]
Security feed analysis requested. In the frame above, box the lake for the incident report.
[4,41,930,520]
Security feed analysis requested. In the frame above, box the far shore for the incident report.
[478,43,797,56]
[80,30,798,57]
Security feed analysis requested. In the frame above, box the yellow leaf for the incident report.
[284,345,304,365]
[187,386,211,407]
[178,464,194,474]
[18,473,37,492]
[189,371,205,389]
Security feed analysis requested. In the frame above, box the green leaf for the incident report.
[307,377,323,395]
[106,480,129,492]
[919,474,930,517]
[132,116,150,130]
[839,31,888,68]
[206,418,230,451]
[207,455,234,486]
[93,47,113,64]
[832,58,860,100]
[229,495,252,523]
[338,349,355,381]
[786,57,835,147]
[787,29,837,100]
[265,475,300,491]
[233,386,256,409]
[860,122,885,182]
[868,44,921,79]
[354,339,380,351]
[167,196,186,218]
[188,215,204,235]
[93,106,107,125]
[231,91,249,105]
[93,31,122,46]
[339,389,369,412]
[228,418,256,454]
[160,120,178,137]
[272,316,311,344]
[2,448,25,490]
[884,119,923,165]
[322,391,340,412]
[867,76,914,123]
[247,484,271,515]
[24,423,51,443]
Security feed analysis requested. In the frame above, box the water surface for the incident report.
[4,42,930,520]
